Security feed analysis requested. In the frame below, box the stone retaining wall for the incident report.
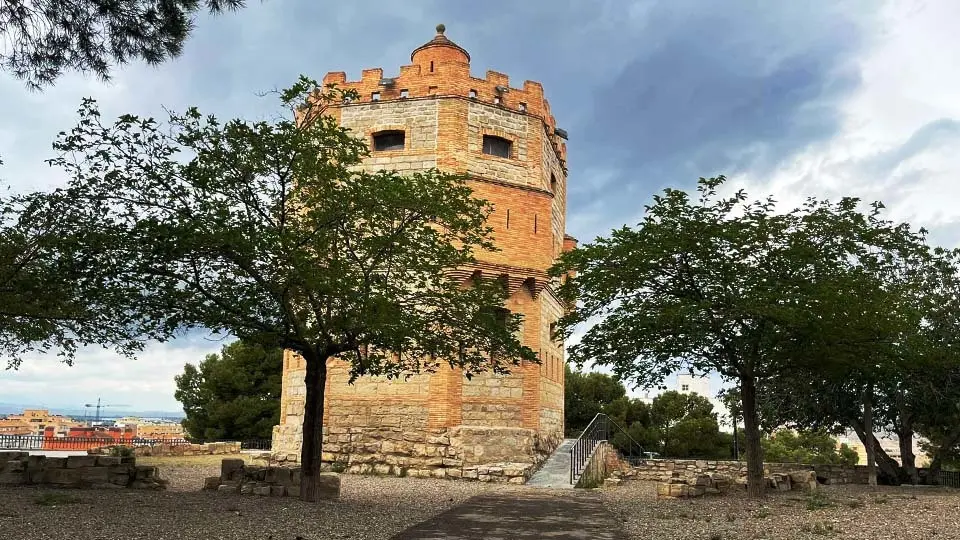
[272,425,544,483]
[622,459,870,485]
[88,441,242,457]
[0,451,166,489]
[203,458,340,499]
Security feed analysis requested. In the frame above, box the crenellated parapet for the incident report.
[320,25,567,168]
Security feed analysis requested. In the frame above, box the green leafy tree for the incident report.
[551,177,928,496]
[762,429,858,465]
[650,391,725,458]
[174,339,283,441]
[1,186,160,368]
[1,0,254,89]
[35,77,536,501]
[564,364,626,434]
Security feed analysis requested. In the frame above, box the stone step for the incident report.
[526,438,575,488]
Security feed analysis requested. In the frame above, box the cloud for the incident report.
[2,0,958,411]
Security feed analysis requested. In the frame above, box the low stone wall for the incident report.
[88,441,242,457]
[271,425,546,484]
[0,451,166,489]
[203,458,339,499]
[622,459,870,485]
[576,442,617,488]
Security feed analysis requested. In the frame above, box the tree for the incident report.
[564,364,626,434]
[1,0,254,89]
[551,177,927,496]
[36,76,536,501]
[650,391,725,458]
[762,429,858,466]
[174,339,283,441]
[1,185,161,368]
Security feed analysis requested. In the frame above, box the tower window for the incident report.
[373,130,405,151]
[371,92,380,101]
[550,173,557,192]
[681,384,689,392]
[430,61,434,72]
[493,96,501,105]
[519,102,527,112]
[482,135,512,158]
[400,89,409,98]
[469,89,477,98]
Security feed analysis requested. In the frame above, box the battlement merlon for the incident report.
[318,25,568,166]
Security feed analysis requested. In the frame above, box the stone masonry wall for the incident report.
[0,451,166,489]
[622,459,871,485]
[340,99,439,175]
[88,441,241,458]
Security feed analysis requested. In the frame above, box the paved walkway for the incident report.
[390,492,627,540]
[526,438,574,488]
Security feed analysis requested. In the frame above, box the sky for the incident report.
[2,0,960,414]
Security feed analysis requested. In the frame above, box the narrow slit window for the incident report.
[371,92,380,101]
[506,209,511,229]
[373,130,405,151]
[400,89,409,98]
[429,85,438,95]
[550,173,557,192]
[430,61,434,72]
[482,135,512,158]
[493,96,501,105]
[469,89,477,98]
[519,102,527,112]
[534,214,538,233]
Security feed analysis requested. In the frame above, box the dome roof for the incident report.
[411,24,470,62]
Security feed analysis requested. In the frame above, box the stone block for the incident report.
[253,485,271,496]
[271,485,286,497]
[656,483,671,497]
[78,467,110,485]
[45,457,67,469]
[314,473,340,499]
[45,468,81,486]
[66,455,97,468]
[96,456,122,466]
[4,459,25,472]
[221,458,245,482]
[218,483,239,494]
[240,482,254,495]
[203,476,221,490]
[0,471,26,485]
[109,473,131,486]
[135,466,158,480]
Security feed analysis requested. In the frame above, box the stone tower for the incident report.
[272,25,576,481]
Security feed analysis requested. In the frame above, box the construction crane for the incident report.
[83,398,128,423]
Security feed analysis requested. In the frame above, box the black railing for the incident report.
[939,470,960,488]
[569,413,645,485]
[0,435,272,451]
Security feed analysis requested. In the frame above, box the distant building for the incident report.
[0,409,82,436]
[113,417,185,440]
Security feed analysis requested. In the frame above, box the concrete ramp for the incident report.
[525,438,574,488]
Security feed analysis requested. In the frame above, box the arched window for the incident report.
[373,130,405,151]
[482,135,511,158]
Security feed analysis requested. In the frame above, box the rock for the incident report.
[604,477,622,487]
[221,458,245,482]
[78,467,110,485]
[66,455,97,469]
[0,472,26,485]
[134,466,158,480]
[203,476,221,490]
[44,468,81,486]
[694,474,713,487]
[656,482,671,498]
[96,456,122,466]
[253,486,271,496]
[270,485,286,497]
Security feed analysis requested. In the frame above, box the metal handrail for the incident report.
[569,413,645,485]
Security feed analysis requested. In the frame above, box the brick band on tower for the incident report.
[272,25,576,483]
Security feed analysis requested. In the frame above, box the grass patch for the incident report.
[806,491,834,510]
[34,492,81,507]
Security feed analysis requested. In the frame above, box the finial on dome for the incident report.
[436,23,446,34]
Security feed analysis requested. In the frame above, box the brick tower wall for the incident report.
[272,27,572,481]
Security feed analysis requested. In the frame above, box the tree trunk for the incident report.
[299,351,328,502]
[862,384,877,486]
[896,426,918,485]
[852,423,902,485]
[739,375,764,497]
[928,425,960,485]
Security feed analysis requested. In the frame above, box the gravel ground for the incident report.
[600,481,960,540]
[3,457,959,540]
[0,455,521,540]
